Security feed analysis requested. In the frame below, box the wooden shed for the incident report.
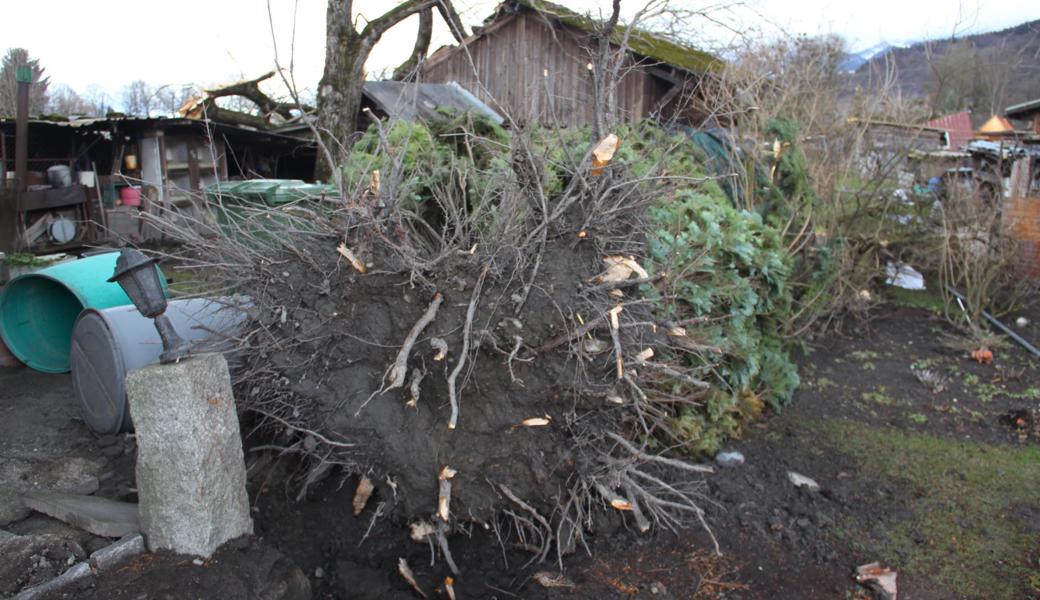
[421,0,720,127]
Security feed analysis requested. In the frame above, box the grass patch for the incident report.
[961,373,1040,403]
[907,412,928,425]
[861,386,901,406]
[884,286,946,314]
[818,419,1040,599]
[1,253,47,267]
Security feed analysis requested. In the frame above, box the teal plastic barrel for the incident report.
[0,252,167,373]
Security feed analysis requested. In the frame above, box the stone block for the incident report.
[89,533,145,570]
[21,491,139,538]
[125,353,252,557]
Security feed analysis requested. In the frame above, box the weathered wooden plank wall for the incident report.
[423,12,673,126]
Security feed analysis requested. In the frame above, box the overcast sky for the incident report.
[2,0,1038,108]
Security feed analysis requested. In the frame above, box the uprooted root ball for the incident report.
[147,119,800,569]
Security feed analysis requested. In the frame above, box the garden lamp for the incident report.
[108,248,190,363]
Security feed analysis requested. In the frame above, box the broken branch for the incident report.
[609,305,624,380]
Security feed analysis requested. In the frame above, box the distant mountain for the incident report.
[839,42,903,73]
[846,19,1040,119]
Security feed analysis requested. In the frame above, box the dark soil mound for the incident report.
[226,229,712,571]
[247,239,601,519]
[40,537,310,600]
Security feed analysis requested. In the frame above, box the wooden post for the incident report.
[14,65,31,193]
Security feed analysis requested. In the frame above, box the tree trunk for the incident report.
[316,0,361,182]
[315,0,467,182]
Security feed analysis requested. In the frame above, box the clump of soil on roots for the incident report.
[254,239,596,520]
[157,175,718,586]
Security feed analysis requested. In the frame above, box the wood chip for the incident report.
[593,255,648,283]
[609,305,623,330]
[621,257,649,279]
[407,368,425,408]
[591,133,620,175]
[668,326,687,337]
[397,558,427,598]
[532,571,576,589]
[336,243,367,274]
[437,466,456,522]
[595,256,634,283]
[352,477,374,517]
[409,521,436,541]
[610,498,634,511]
[520,416,552,427]
[635,347,654,362]
[371,170,380,195]
[606,395,625,405]
[431,338,448,361]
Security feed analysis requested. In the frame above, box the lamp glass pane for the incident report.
[128,267,165,316]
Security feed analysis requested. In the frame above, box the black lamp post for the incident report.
[108,248,190,364]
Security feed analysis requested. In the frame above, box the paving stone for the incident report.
[21,491,139,538]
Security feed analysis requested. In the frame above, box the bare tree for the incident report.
[155,85,196,116]
[122,80,156,116]
[83,84,112,116]
[316,0,468,178]
[48,84,100,116]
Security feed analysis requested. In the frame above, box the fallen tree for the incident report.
[147,114,801,574]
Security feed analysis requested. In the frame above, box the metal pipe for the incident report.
[14,64,31,192]
[946,285,1040,359]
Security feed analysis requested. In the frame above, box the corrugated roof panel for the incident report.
[362,81,504,124]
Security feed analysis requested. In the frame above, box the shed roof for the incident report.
[1006,98,1040,119]
[0,114,310,143]
[977,114,1015,135]
[926,110,974,150]
[362,81,503,124]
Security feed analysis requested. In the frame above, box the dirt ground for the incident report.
[2,302,1038,599]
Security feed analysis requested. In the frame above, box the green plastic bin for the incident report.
[0,252,168,373]
[207,179,337,239]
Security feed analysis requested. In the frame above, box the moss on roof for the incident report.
[511,0,722,73]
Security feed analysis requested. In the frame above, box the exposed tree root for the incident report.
[358,291,443,416]
[447,263,489,430]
